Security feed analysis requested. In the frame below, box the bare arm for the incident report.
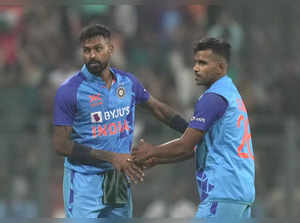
[53,125,115,163]
[52,125,144,183]
[132,128,203,164]
[147,151,194,164]
[137,152,194,169]
[132,140,194,169]
[141,95,188,133]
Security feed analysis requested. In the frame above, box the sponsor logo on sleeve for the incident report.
[190,116,206,123]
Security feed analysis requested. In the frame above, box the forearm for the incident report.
[145,96,188,133]
[154,109,188,134]
[53,127,143,182]
[151,151,194,165]
[55,140,117,165]
[137,140,194,168]
[152,138,193,160]
[69,143,118,165]
[53,126,118,165]
[132,128,201,167]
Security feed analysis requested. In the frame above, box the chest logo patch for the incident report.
[89,93,103,107]
[117,86,126,98]
[91,111,103,123]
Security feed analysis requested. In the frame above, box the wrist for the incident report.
[90,149,118,164]
[103,151,118,164]
[111,153,118,164]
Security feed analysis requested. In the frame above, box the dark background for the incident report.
[0,1,299,218]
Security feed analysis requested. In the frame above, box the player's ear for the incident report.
[108,42,114,55]
[217,60,226,75]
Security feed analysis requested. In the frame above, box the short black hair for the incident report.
[79,24,111,44]
[193,37,231,63]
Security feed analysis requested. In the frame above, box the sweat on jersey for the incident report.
[53,65,150,174]
[189,75,255,205]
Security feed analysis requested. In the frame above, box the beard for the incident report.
[86,60,108,75]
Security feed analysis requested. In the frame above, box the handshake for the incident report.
[112,139,157,184]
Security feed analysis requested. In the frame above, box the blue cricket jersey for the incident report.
[53,65,150,174]
[189,75,255,204]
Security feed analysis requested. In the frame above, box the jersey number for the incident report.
[237,114,254,160]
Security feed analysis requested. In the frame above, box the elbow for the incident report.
[52,128,73,157]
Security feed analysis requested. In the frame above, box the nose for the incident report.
[193,64,199,72]
[89,49,96,58]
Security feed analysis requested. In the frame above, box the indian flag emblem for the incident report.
[117,86,125,98]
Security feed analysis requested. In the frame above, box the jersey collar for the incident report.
[81,64,118,83]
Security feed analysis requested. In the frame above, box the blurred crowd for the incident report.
[0,2,300,218]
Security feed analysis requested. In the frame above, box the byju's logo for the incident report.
[89,93,103,107]
[90,106,130,123]
[91,112,103,123]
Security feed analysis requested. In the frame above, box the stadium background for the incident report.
[0,1,299,218]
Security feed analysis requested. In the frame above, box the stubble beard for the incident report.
[86,61,108,76]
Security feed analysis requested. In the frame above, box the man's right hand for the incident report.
[131,139,155,163]
[111,153,144,184]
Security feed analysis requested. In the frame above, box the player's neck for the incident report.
[208,73,226,88]
[101,67,114,89]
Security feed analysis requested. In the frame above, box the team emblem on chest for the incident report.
[117,86,126,98]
